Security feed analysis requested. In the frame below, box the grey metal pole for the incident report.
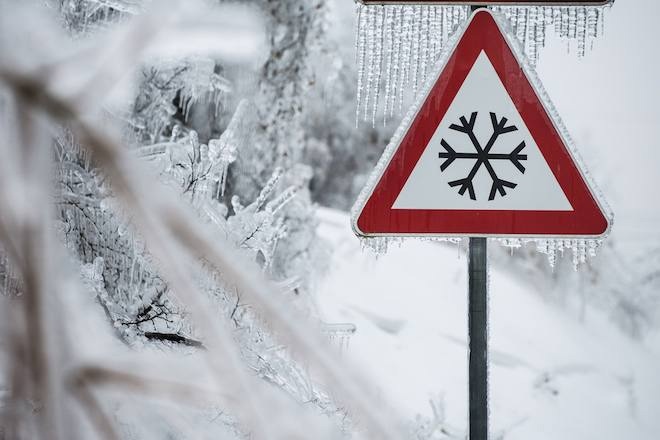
[468,237,488,440]
[469,6,489,436]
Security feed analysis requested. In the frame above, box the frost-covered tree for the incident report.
[225,0,330,304]
[0,1,402,439]
[49,0,332,344]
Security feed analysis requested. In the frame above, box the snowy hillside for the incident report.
[316,207,660,440]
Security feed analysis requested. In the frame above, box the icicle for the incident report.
[409,6,420,97]
[363,6,375,123]
[458,7,467,31]
[587,7,598,51]
[406,6,419,94]
[569,239,579,271]
[359,236,403,257]
[355,4,367,127]
[491,5,609,62]
[547,240,557,269]
[500,238,523,256]
[355,3,362,66]
[538,7,549,55]
[436,6,444,59]
[420,7,430,86]
[209,100,245,199]
[577,239,587,265]
[568,7,577,41]
[372,6,386,127]
[533,6,545,64]
[577,7,587,57]
[398,6,412,114]
[557,7,567,40]
[383,6,394,126]
[362,8,375,121]
[441,7,449,48]
[430,7,438,63]
[450,6,458,33]
[322,322,357,353]
[521,8,529,57]
[527,7,538,64]
[389,6,402,120]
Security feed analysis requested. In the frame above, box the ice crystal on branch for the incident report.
[439,112,527,201]
[57,0,139,34]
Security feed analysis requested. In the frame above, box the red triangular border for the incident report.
[352,10,610,238]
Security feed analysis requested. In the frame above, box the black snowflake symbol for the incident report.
[438,111,527,201]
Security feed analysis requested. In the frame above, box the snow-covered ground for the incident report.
[316,207,660,440]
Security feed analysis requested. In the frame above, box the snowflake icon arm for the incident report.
[481,159,518,201]
[483,112,517,154]
[449,112,482,153]
[438,139,479,171]
[448,176,477,201]
[503,141,527,173]
[480,115,524,200]
[484,143,527,171]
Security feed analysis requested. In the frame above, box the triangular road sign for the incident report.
[352,9,611,238]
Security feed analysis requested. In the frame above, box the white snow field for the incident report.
[316,207,660,440]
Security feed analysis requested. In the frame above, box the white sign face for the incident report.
[392,51,573,211]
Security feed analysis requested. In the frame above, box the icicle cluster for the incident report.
[208,99,250,198]
[354,4,610,125]
[358,236,406,257]
[497,238,602,269]
[357,235,601,269]
[58,0,139,34]
[492,6,610,65]
[355,4,469,127]
[177,57,231,121]
[533,238,601,270]
[321,322,357,351]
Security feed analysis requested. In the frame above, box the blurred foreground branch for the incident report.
[0,2,403,439]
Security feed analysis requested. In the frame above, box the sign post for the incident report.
[467,7,488,440]
[351,5,611,440]
[468,237,488,439]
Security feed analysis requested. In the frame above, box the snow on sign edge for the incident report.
[349,8,613,239]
